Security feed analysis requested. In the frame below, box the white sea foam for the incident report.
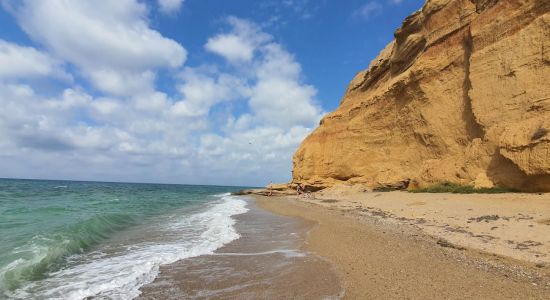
[212,192,232,197]
[10,195,248,300]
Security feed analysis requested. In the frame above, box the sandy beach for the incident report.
[255,191,550,299]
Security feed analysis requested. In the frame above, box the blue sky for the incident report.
[0,0,423,186]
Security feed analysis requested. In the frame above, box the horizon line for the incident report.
[0,177,258,189]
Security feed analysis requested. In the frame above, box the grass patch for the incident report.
[408,182,517,194]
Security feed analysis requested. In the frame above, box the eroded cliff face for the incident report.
[293,0,550,192]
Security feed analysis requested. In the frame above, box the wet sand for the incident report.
[138,199,342,299]
[256,195,550,299]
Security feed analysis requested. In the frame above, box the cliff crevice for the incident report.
[462,26,485,140]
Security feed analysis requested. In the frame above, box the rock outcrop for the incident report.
[293,0,550,192]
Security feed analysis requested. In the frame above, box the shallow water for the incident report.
[139,200,343,299]
[0,179,248,299]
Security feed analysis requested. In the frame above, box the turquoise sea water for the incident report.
[0,179,249,299]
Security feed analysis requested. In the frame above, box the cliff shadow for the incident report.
[487,149,550,192]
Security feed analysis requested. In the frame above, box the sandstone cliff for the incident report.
[293,0,550,192]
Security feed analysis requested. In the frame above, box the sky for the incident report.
[0,0,424,187]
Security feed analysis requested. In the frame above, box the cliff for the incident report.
[293,0,550,192]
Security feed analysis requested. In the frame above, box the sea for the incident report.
[0,178,341,300]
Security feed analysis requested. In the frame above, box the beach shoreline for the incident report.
[138,197,342,299]
[254,192,550,299]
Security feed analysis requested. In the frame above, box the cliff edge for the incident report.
[293,0,550,192]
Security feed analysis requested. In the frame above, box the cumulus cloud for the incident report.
[0,83,88,152]
[171,66,250,117]
[158,0,184,14]
[205,17,271,63]
[250,44,321,128]
[0,39,66,80]
[193,17,324,183]
[0,81,199,180]
[0,11,322,185]
[205,17,322,128]
[9,0,186,96]
[205,35,256,63]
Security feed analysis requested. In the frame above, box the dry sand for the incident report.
[255,192,550,299]
[310,188,550,264]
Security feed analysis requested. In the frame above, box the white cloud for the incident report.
[11,0,187,96]
[205,35,256,63]
[204,17,322,128]
[250,77,319,127]
[171,67,250,117]
[205,17,271,63]
[87,69,156,97]
[0,39,66,80]
[194,124,316,185]
[0,81,203,181]
[0,83,84,152]
[44,88,92,110]
[158,0,184,14]
[193,17,324,183]
[133,91,170,112]
[0,13,323,186]
[249,43,321,128]
[353,2,383,20]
